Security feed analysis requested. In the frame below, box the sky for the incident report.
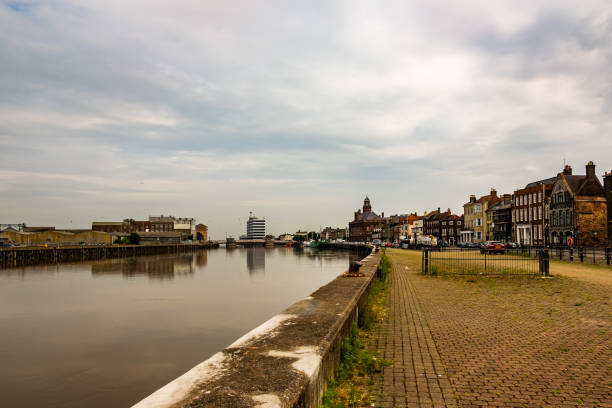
[1,0,611,239]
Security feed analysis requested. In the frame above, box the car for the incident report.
[505,242,518,249]
[480,241,505,254]
[385,242,392,247]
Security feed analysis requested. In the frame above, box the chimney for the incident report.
[469,194,476,203]
[503,193,511,203]
[381,212,384,218]
[563,165,572,175]
[490,188,497,196]
[586,161,595,178]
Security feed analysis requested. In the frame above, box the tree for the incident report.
[129,232,141,245]
[293,235,306,242]
[307,231,319,240]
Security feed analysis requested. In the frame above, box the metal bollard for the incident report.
[579,247,584,263]
[606,248,611,265]
[569,248,573,262]
[539,250,550,276]
[422,248,429,274]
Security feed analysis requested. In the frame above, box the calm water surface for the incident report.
[0,247,356,408]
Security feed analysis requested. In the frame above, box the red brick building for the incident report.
[349,197,383,242]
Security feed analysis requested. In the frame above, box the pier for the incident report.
[0,242,218,268]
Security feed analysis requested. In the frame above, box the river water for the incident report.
[0,247,357,408]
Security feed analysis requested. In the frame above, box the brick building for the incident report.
[92,221,128,233]
[424,208,463,245]
[487,195,512,243]
[349,197,384,242]
[549,162,608,247]
[512,177,555,246]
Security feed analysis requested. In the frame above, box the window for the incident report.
[558,192,563,203]
[538,192,542,202]
[566,210,572,226]
[538,206,542,220]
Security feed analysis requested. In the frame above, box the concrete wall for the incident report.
[133,245,377,408]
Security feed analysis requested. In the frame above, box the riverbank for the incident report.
[133,245,377,408]
[0,242,218,268]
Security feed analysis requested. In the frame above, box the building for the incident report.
[149,215,175,232]
[412,217,424,243]
[278,233,293,241]
[512,177,556,246]
[123,219,150,233]
[92,221,128,233]
[487,195,513,243]
[549,162,608,246]
[461,189,500,244]
[321,227,348,241]
[348,197,384,242]
[441,213,463,245]
[138,231,186,244]
[174,217,196,235]
[246,213,265,239]
[605,170,612,245]
[423,209,463,245]
[196,224,208,241]
[423,208,441,238]
[294,230,309,239]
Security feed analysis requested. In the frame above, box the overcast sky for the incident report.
[1,0,611,238]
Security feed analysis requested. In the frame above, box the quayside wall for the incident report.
[0,243,218,268]
[133,244,378,408]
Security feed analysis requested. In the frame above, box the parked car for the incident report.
[480,241,505,254]
[505,242,518,249]
[385,242,392,247]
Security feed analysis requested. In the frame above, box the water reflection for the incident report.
[91,253,202,280]
[246,247,265,280]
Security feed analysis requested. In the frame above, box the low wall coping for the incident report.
[133,248,379,408]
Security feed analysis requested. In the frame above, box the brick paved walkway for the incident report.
[368,257,457,407]
[367,250,612,408]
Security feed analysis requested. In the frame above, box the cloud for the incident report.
[1,0,611,236]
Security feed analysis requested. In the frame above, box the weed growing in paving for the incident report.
[321,251,392,408]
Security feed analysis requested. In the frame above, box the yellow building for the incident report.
[195,224,208,241]
[461,189,500,244]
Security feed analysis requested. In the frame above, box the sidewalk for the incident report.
[367,249,611,408]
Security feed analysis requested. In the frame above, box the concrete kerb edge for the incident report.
[132,246,379,408]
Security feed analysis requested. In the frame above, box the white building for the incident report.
[173,217,196,234]
[246,213,265,239]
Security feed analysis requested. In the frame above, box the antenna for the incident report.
[563,156,566,167]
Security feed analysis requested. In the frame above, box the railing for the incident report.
[522,246,611,265]
[422,247,545,276]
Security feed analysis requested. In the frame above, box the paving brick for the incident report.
[366,250,612,408]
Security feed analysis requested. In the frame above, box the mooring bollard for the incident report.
[579,247,584,263]
[349,261,362,274]
[539,250,550,276]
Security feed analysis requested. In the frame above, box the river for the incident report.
[0,246,357,408]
